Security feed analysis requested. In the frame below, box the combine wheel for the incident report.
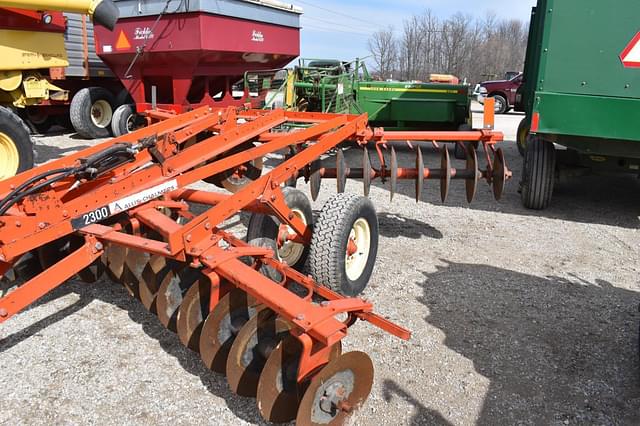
[0,106,34,180]
[156,266,205,331]
[199,288,265,373]
[226,310,290,397]
[70,87,115,139]
[308,193,378,297]
[296,351,374,425]
[257,336,342,423]
[246,187,313,271]
[516,118,530,157]
[111,104,140,137]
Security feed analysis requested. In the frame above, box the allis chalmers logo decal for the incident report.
[251,30,265,42]
[134,27,154,40]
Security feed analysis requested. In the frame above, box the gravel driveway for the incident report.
[1,106,638,425]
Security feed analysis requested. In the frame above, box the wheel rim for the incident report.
[494,98,503,112]
[278,208,306,266]
[125,113,136,133]
[0,132,20,180]
[345,218,371,281]
[91,100,112,128]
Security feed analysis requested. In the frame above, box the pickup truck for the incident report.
[477,73,523,114]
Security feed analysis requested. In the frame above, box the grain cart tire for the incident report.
[70,87,115,139]
[111,104,138,137]
[521,135,556,210]
[246,187,313,271]
[0,107,34,180]
[454,123,474,160]
[492,94,508,114]
[517,118,530,157]
[308,193,378,297]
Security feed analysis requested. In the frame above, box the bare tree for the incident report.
[368,26,397,80]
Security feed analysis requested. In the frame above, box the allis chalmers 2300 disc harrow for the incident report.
[0,105,508,424]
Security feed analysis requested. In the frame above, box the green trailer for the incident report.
[518,0,640,209]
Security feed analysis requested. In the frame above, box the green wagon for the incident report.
[518,0,640,209]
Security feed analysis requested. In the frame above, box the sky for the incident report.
[297,0,537,61]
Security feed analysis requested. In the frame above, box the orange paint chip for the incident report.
[115,30,131,50]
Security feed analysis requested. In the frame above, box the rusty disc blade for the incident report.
[415,147,424,203]
[390,147,397,201]
[226,310,290,397]
[156,266,201,332]
[309,160,322,201]
[257,336,342,423]
[105,244,127,283]
[199,288,264,374]
[336,149,347,193]
[176,277,212,352]
[120,249,149,300]
[296,351,374,426]
[139,255,178,313]
[362,148,371,197]
[440,146,452,203]
[465,145,480,203]
[492,148,507,201]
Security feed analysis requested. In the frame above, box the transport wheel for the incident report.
[246,187,313,271]
[0,107,34,180]
[308,193,378,297]
[207,143,263,193]
[492,94,508,114]
[256,336,342,423]
[70,87,115,139]
[517,118,530,157]
[226,310,290,397]
[296,351,374,426]
[521,134,556,210]
[454,123,473,160]
[111,104,139,137]
[199,288,265,373]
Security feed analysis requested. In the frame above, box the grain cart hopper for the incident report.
[93,0,302,136]
[517,0,640,209]
[0,101,508,423]
[0,0,119,180]
[254,58,476,159]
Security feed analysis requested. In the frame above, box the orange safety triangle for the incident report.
[115,30,131,50]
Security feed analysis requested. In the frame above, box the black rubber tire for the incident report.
[308,193,378,297]
[114,89,134,107]
[521,135,556,210]
[70,87,115,139]
[246,238,283,283]
[454,123,473,160]
[246,187,312,271]
[492,94,508,114]
[111,104,136,137]
[517,118,530,157]
[0,106,35,180]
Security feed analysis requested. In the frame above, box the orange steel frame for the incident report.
[0,105,504,381]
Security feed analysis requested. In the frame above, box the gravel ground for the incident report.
[1,105,639,425]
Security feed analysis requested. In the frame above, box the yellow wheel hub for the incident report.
[0,132,19,180]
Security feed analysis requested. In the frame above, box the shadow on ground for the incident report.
[0,279,269,424]
[416,261,640,424]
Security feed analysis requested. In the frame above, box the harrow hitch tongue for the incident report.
[0,105,507,424]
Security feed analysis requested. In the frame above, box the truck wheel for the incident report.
[246,187,313,271]
[521,135,556,210]
[70,87,115,139]
[0,106,34,180]
[492,94,508,114]
[516,118,530,157]
[308,193,378,297]
[454,123,474,160]
[111,104,138,137]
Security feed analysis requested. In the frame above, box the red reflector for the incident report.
[531,112,540,132]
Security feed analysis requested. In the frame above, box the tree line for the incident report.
[367,10,529,84]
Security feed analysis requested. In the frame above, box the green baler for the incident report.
[519,0,640,209]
